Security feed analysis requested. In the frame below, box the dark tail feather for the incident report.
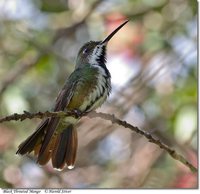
[51,125,78,170]
[36,132,58,165]
[17,119,78,170]
[38,117,60,156]
[16,119,49,155]
[66,125,78,168]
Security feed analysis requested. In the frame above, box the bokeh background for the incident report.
[0,0,197,189]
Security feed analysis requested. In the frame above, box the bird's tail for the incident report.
[16,120,78,170]
[41,124,78,170]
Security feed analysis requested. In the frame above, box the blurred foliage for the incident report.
[0,0,197,189]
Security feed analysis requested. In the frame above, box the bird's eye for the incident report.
[83,48,88,54]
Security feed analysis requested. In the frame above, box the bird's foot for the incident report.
[72,109,83,118]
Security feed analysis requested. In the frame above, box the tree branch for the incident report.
[87,112,197,173]
[0,110,197,173]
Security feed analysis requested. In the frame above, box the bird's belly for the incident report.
[79,84,109,112]
[67,68,111,113]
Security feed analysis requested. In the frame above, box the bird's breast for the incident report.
[67,65,111,112]
[82,68,111,112]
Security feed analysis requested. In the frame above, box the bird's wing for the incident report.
[38,73,79,156]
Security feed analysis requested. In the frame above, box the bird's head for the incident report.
[75,20,129,68]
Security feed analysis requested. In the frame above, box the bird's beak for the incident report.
[100,20,129,45]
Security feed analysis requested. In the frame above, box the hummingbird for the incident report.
[16,20,129,170]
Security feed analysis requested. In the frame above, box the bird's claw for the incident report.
[72,109,83,118]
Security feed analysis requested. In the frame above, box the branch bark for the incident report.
[0,110,197,173]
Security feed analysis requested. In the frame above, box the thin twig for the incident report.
[0,110,79,123]
[0,110,197,173]
[87,112,197,173]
